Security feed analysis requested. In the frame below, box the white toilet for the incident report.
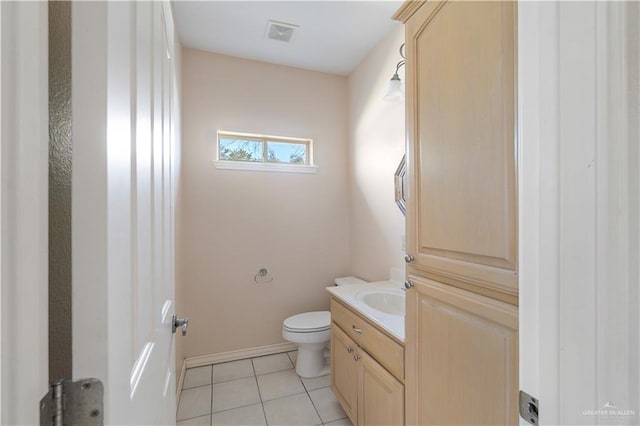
[282,276,367,378]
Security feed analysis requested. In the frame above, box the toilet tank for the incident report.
[334,276,367,286]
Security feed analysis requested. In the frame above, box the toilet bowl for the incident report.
[282,311,331,378]
[282,276,367,378]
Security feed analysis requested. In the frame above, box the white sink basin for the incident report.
[356,289,405,316]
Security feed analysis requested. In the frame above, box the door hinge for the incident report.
[519,390,539,425]
[40,378,104,425]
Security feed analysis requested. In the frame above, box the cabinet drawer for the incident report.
[330,298,404,382]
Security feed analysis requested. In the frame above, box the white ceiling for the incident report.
[172,1,403,76]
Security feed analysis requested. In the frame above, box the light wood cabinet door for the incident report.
[357,349,404,426]
[403,0,518,302]
[331,324,358,424]
[331,298,404,381]
[405,275,518,425]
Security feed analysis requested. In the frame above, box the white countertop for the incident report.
[326,280,405,342]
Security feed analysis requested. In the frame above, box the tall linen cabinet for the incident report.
[394,1,519,424]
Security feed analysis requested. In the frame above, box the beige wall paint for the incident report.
[178,48,350,358]
[348,26,405,281]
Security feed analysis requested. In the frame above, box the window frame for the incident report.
[214,130,318,174]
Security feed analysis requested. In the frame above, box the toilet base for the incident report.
[295,342,329,378]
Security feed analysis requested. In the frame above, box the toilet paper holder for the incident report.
[254,268,273,284]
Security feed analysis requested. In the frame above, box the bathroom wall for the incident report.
[347,26,406,281]
[178,48,350,359]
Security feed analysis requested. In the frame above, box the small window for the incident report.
[215,131,317,173]
[218,131,311,165]
[218,136,264,163]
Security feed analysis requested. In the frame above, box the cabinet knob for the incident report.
[404,280,415,289]
[352,325,363,334]
[354,355,361,362]
[404,254,415,263]
[347,346,354,354]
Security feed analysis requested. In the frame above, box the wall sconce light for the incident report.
[383,43,405,101]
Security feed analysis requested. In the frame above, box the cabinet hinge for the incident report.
[519,390,539,425]
[40,378,104,425]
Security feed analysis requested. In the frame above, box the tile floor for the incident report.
[177,351,352,426]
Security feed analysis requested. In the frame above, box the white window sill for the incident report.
[213,160,319,174]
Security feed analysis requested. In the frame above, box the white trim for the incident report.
[218,130,311,145]
[0,4,4,419]
[184,342,298,369]
[213,160,319,174]
[176,358,186,407]
[518,2,548,422]
[0,2,49,424]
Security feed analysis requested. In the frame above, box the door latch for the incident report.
[172,314,189,336]
[519,390,539,425]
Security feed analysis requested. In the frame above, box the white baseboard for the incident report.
[184,342,298,369]
[176,358,187,405]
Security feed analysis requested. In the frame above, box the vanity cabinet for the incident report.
[330,298,404,426]
[331,323,358,422]
[394,0,519,424]
[358,348,404,426]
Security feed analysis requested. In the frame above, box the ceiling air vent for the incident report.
[265,20,298,43]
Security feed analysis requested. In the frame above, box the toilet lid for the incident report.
[283,311,330,332]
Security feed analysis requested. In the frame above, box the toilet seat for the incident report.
[281,277,367,378]
[283,311,330,333]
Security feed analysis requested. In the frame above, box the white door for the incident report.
[72,2,180,424]
[518,1,640,425]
